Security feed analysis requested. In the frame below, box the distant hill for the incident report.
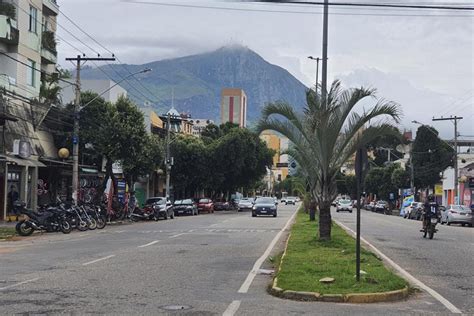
[80,45,308,124]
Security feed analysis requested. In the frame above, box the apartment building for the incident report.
[0,0,59,220]
[220,88,247,128]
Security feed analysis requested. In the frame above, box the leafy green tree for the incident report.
[367,126,405,166]
[412,125,453,189]
[257,80,401,240]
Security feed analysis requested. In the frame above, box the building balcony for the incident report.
[43,0,59,16]
[41,47,57,64]
[0,15,19,46]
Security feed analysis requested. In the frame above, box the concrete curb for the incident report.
[269,212,410,303]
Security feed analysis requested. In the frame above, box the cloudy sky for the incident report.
[57,0,473,138]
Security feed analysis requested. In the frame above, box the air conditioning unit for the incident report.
[12,139,31,158]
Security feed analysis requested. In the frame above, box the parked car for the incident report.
[286,197,297,205]
[238,198,253,212]
[252,197,277,217]
[336,199,353,212]
[441,205,473,227]
[144,197,174,219]
[405,202,424,220]
[332,198,340,207]
[295,196,300,202]
[197,198,214,214]
[173,199,198,216]
[375,200,390,214]
[214,199,230,211]
[364,201,376,212]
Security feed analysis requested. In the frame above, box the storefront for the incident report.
[1,154,45,221]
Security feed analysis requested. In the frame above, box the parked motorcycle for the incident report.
[14,202,72,236]
[130,205,155,221]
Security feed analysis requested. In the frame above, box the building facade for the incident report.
[189,118,213,137]
[220,88,247,127]
[0,0,59,220]
[60,79,127,104]
[260,130,289,189]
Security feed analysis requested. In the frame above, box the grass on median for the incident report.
[276,209,407,295]
[0,227,16,240]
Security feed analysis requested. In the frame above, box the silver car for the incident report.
[441,205,473,227]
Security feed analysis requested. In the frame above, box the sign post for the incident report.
[355,147,368,282]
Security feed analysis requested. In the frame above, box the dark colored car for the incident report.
[173,199,198,216]
[197,198,214,214]
[144,197,174,219]
[214,199,230,211]
[252,197,277,217]
[375,200,390,214]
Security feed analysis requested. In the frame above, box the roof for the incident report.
[166,107,180,117]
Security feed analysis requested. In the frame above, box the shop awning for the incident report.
[0,154,46,167]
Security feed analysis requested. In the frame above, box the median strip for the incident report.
[270,209,409,303]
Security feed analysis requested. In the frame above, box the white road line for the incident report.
[169,233,187,239]
[334,220,462,314]
[0,278,40,291]
[209,223,219,227]
[238,210,298,293]
[138,240,160,248]
[222,300,241,316]
[82,255,116,266]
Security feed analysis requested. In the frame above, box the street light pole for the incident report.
[165,113,171,200]
[307,56,321,89]
[321,0,329,104]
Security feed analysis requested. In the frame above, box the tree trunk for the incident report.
[309,199,317,221]
[319,201,332,240]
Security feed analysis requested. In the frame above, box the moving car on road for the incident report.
[238,198,253,212]
[197,198,214,214]
[336,198,353,212]
[285,197,297,205]
[252,197,277,217]
[173,199,198,216]
[441,205,473,227]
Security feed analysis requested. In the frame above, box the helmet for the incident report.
[428,194,435,202]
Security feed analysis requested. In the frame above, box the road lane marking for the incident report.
[0,278,40,291]
[238,210,298,293]
[334,220,462,314]
[82,255,116,266]
[222,300,241,316]
[138,240,160,248]
[169,233,187,239]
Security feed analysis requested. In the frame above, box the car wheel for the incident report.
[462,223,466,227]
[273,212,277,217]
[447,220,451,226]
[468,223,473,227]
[252,212,256,217]
[349,210,352,213]
[336,209,339,212]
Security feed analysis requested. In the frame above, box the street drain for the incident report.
[161,305,192,311]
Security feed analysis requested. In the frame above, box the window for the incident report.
[29,6,37,33]
[27,59,36,87]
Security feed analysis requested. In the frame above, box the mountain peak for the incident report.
[80,47,308,124]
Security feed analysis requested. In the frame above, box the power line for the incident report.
[252,1,474,11]
[123,0,474,17]
[57,8,170,108]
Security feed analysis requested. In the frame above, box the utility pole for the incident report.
[409,149,415,195]
[432,116,463,204]
[65,55,115,205]
[165,113,171,200]
[321,0,329,104]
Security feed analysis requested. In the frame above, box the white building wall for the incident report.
[60,79,127,104]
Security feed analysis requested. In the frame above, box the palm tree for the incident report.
[256,80,401,240]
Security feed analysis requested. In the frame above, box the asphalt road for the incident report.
[0,203,463,315]
[333,208,474,314]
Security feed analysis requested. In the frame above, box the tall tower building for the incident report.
[220,88,247,127]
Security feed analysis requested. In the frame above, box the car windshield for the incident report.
[340,200,351,204]
[173,200,183,205]
[199,199,210,203]
[182,199,193,205]
[255,197,275,204]
[378,201,387,205]
[146,198,165,205]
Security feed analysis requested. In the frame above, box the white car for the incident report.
[285,197,296,205]
[336,199,353,212]
[238,198,253,212]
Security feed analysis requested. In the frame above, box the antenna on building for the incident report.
[171,87,174,108]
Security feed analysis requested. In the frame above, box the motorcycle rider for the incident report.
[421,194,439,231]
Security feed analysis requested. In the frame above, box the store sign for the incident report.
[435,184,443,196]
